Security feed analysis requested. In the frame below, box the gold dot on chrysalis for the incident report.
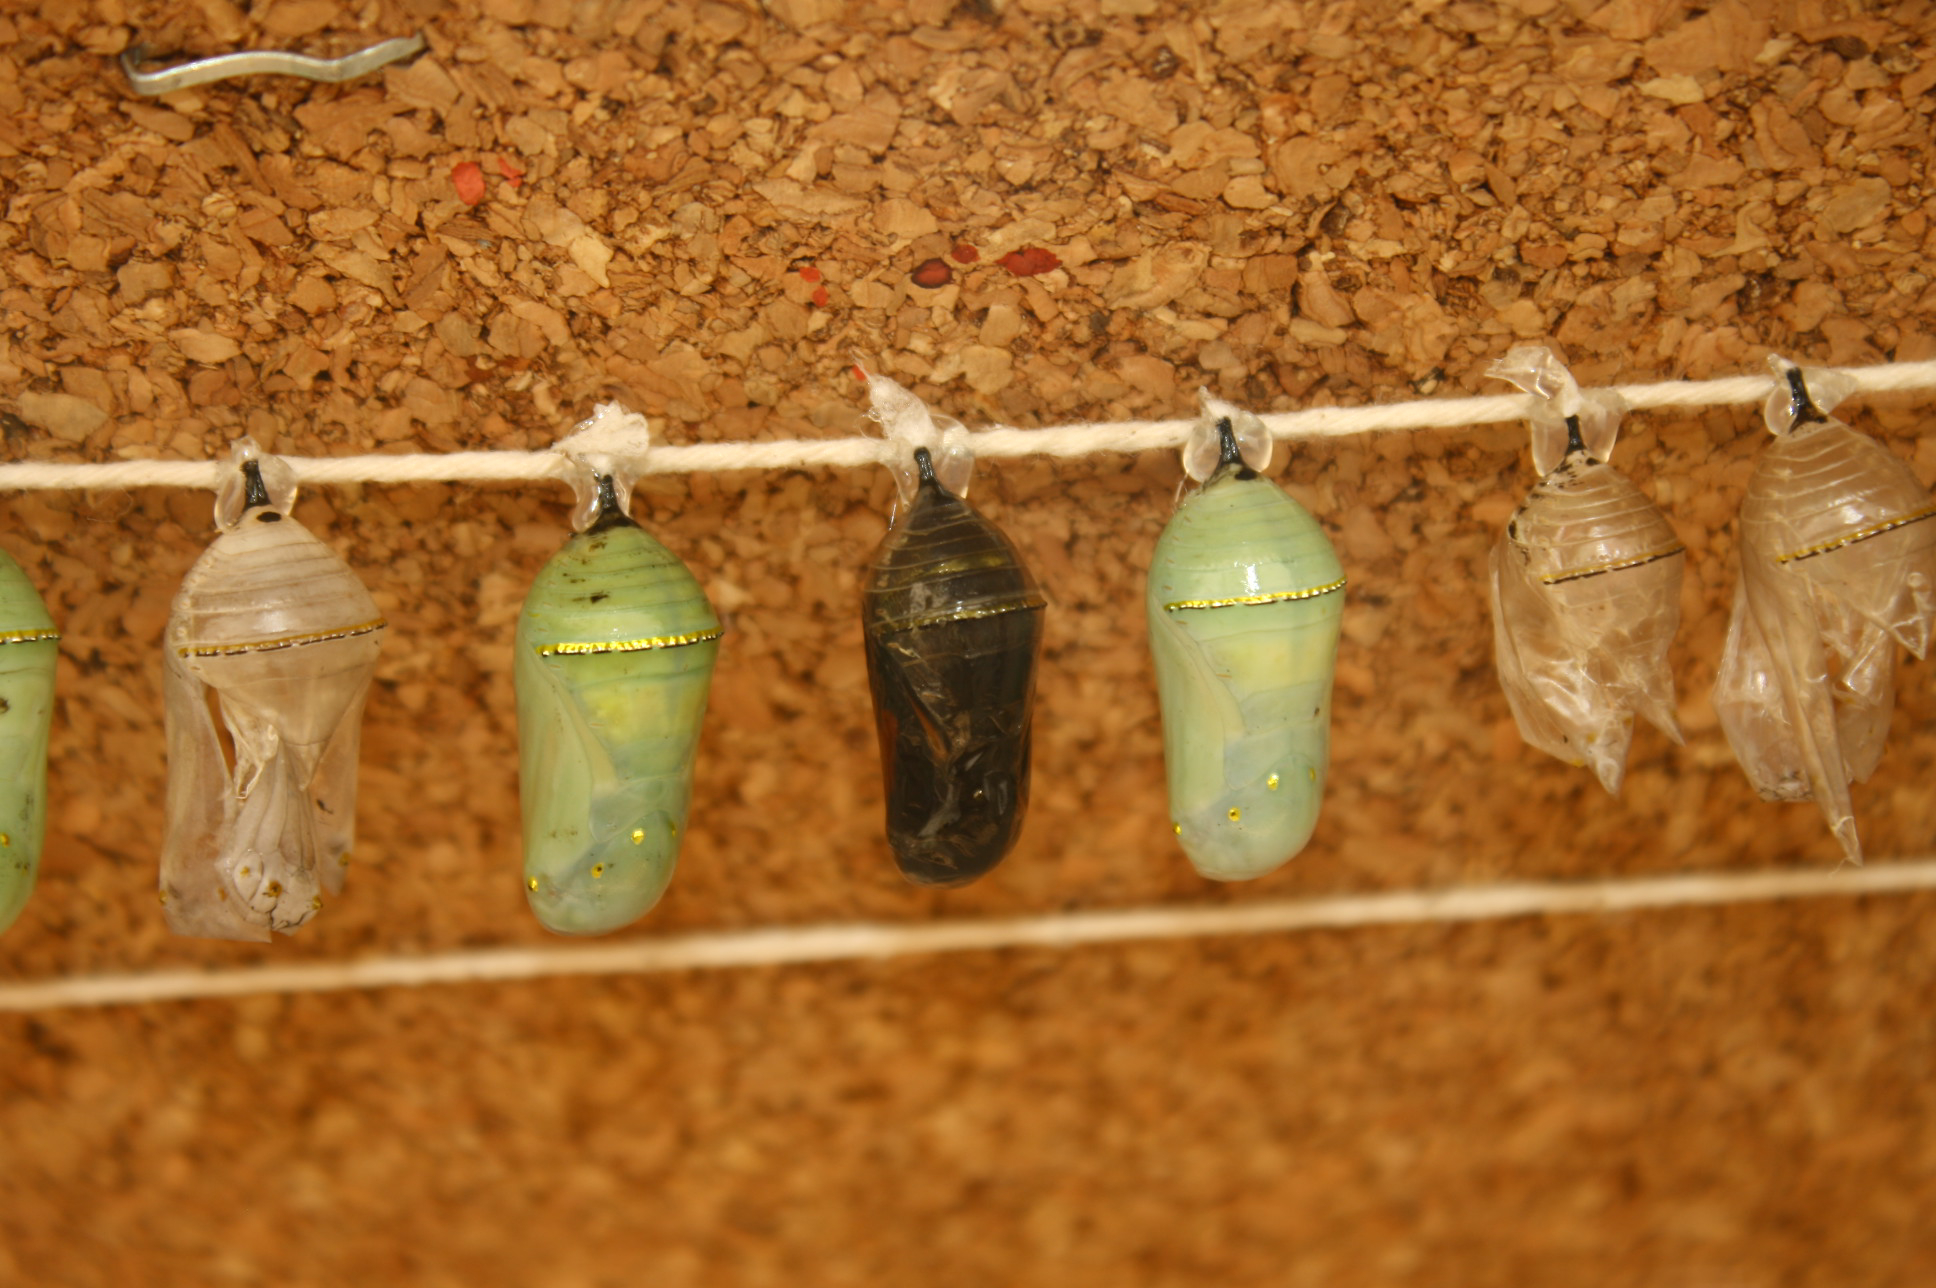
[1227,807,1242,821]
[339,854,352,868]
[0,833,10,846]
[631,828,645,844]
[1266,774,1280,791]
[527,877,539,891]
[239,866,250,877]
[1308,767,1318,782]
[310,896,323,911]
[1172,822,1182,835]
[157,890,170,906]
[264,881,282,899]
[591,863,607,878]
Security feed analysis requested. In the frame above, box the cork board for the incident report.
[2,0,1935,1282]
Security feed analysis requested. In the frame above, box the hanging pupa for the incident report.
[0,545,58,939]
[516,404,720,934]
[1146,396,1345,881]
[859,373,1045,886]
[1486,346,1686,794]
[160,440,385,941]
[1713,357,1936,864]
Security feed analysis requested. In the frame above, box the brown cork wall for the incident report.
[2,0,1935,1283]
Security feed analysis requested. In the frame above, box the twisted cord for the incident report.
[3,360,1933,493]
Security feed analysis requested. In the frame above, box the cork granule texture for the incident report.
[3,0,1936,1282]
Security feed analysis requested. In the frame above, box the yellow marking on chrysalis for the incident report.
[239,866,250,877]
[1308,767,1318,782]
[177,617,386,658]
[339,854,351,868]
[1173,822,1182,835]
[157,890,170,906]
[1227,807,1242,821]
[0,833,10,846]
[1777,505,1936,564]
[0,628,58,646]
[537,627,723,657]
[1266,774,1280,791]
[528,877,540,891]
[591,863,606,878]
[1165,576,1347,612]
[631,828,645,844]
[264,880,282,899]
[310,896,323,911]
[1539,543,1685,585]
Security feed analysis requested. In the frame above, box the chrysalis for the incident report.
[1147,400,1345,881]
[1487,346,1686,794]
[160,440,385,941]
[860,380,1045,885]
[1714,358,1936,864]
[516,406,720,934]
[0,547,58,939]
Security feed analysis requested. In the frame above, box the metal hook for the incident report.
[120,33,426,96]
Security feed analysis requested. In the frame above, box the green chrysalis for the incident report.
[516,472,721,936]
[1147,412,1344,881]
[0,545,57,938]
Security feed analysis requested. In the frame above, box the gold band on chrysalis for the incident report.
[1776,505,1936,565]
[0,628,59,646]
[538,627,723,656]
[177,618,386,658]
[1539,544,1686,585]
[1164,576,1346,612]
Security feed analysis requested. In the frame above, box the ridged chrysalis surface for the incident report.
[1488,348,1685,794]
[1714,362,1936,864]
[1147,417,1345,881]
[862,447,1045,886]
[161,444,384,941]
[516,479,720,935]
[0,547,58,939]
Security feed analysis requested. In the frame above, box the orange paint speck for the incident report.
[950,243,979,264]
[496,156,525,188]
[852,365,868,382]
[452,161,486,206]
[799,266,823,283]
[998,247,1061,277]
[811,285,830,307]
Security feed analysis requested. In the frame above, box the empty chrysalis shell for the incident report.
[1147,410,1344,881]
[1487,347,1686,795]
[160,440,385,941]
[0,547,59,939]
[1714,358,1936,864]
[862,445,1046,886]
[516,466,721,935]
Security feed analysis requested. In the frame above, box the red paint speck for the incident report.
[452,161,486,206]
[911,258,953,288]
[497,156,525,188]
[811,285,830,307]
[950,243,979,264]
[998,247,1061,277]
[852,364,868,382]
[799,265,823,283]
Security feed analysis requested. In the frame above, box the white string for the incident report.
[2,858,1930,1012]
[4,360,1935,492]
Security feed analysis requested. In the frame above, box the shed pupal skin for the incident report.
[1715,365,1936,865]
[1146,419,1345,882]
[161,454,385,942]
[1489,414,1686,796]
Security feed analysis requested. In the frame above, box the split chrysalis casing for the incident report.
[161,443,384,941]
[516,475,721,934]
[0,547,58,939]
[1488,348,1685,794]
[862,447,1045,886]
[1147,416,1344,881]
[1714,361,1936,864]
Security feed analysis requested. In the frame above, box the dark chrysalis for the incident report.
[862,447,1046,886]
